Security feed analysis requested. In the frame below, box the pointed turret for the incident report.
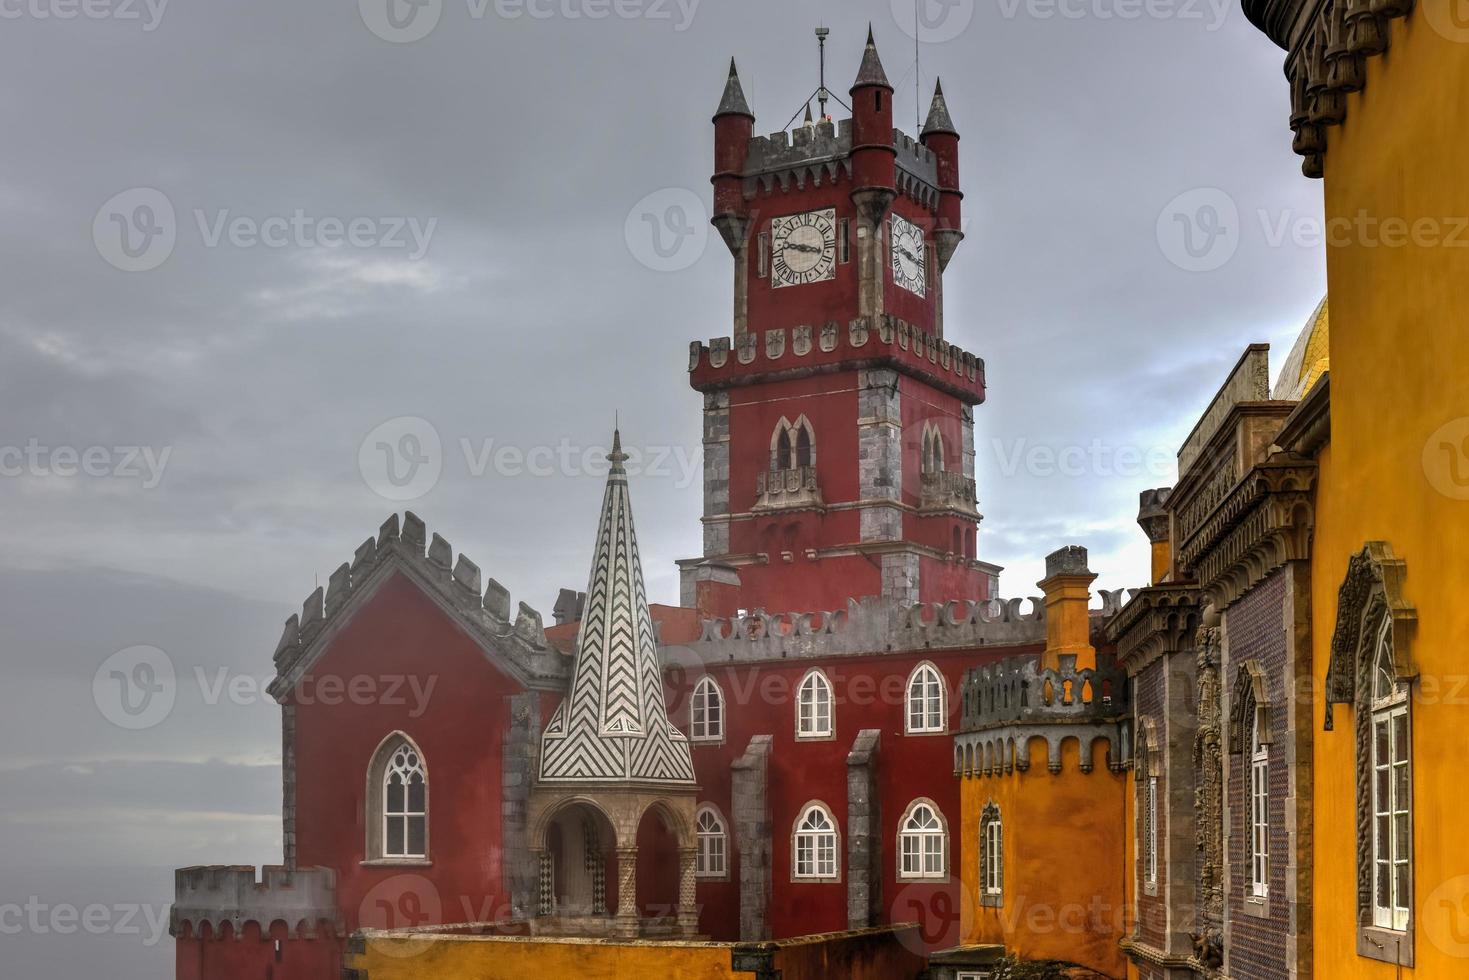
[714,57,753,121]
[922,77,958,137]
[852,24,891,91]
[537,429,695,785]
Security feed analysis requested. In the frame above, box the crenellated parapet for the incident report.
[740,119,939,209]
[268,512,569,700]
[954,653,1132,777]
[171,865,339,940]
[670,594,1046,666]
[688,314,985,405]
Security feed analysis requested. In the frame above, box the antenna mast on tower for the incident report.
[816,25,830,120]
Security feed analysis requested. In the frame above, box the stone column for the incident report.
[615,846,640,936]
[846,729,882,930]
[532,848,550,917]
[732,735,773,941]
[677,846,700,936]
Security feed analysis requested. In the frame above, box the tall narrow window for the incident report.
[696,806,728,878]
[1250,711,1270,899]
[1370,617,1411,931]
[379,738,427,859]
[757,232,770,279]
[979,802,1003,905]
[906,663,945,734]
[793,803,839,880]
[796,669,833,738]
[838,217,851,263]
[690,677,724,742]
[795,425,813,468]
[1144,775,1158,888]
[899,800,947,879]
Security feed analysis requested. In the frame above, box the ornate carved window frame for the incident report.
[979,801,1003,907]
[1324,542,1418,967]
[363,731,431,867]
[1136,716,1161,897]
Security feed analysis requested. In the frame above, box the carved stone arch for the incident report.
[1136,716,1161,778]
[530,794,622,851]
[365,730,430,861]
[1324,541,1418,730]
[641,797,696,850]
[1229,661,1273,753]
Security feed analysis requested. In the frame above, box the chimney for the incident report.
[1137,488,1173,585]
[1038,546,1098,671]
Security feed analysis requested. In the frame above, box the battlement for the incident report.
[269,512,569,699]
[688,315,985,405]
[741,120,938,206]
[663,595,1046,666]
[959,653,1130,731]
[171,865,339,939]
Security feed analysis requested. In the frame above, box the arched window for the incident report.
[796,669,834,739]
[898,800,947,880]
[1369,616,1411,932]
[921,424,946,475]
[690,677,724,742]
[775,425,793,470]
[366,733,428,861]
[1249,708,1270,899]
[795,423,813,468]
[696,805,728,879]
[906,663,945,734]
[793,803,839,880]
[770,416,817,471]
[979,802,1003,906]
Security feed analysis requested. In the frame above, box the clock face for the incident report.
[771,209,837,287]
[890,213,927,297]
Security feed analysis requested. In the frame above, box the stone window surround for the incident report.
[362,730,431,868]
[689,676,726,745]
[795,667,836,741]
[695,803,731,882]
[978,801,1002,907]
[790,800,842,883]
[896,797,949,882]
[1228,661,1274,918]
[904,660,947,735]
[1136,715,1160,898]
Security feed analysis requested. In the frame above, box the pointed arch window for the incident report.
[770,416,817,471]
[696,805,729,879]
[1249,710,1270,899]
[921,424,947,475]
[898,800,948,880]
[690,677,725,743]
[905,662,945,734]
[366,733,429,862]
[1370,616,1411,933]
[796,669,834,739]
[979,802,1003,906]
[793,802,839,880]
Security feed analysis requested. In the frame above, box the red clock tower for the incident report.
[682,30,999,616]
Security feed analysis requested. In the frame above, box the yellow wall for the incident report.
[960,738,1129,978]
[1315,5,1469,974]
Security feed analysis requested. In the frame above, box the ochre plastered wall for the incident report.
[1314,6,1469,974]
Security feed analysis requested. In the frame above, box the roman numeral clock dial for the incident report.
[771,209,837,288]
[890,213,927,297]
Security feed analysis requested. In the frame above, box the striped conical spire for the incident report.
[538,429,695,785]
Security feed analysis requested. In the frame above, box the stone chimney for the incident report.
[1038,545,1098,671]
[1138,488,1173,585]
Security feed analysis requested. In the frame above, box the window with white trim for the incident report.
[793,803,838,880]
[797,669,833,738]
[690,677,724,742]
[382,740,427,859]
[1250,709,1270,899]
[906,663,945,734]
[1370,617,1411,931]
[1144,775,1158,888]
[979,802,1003,904]
[696,806,728,879]
[899,800,947,879]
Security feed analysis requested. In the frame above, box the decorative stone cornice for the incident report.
[1244,0,1417,178]
[1106,583,1205,675]
[1277,371,1331,455]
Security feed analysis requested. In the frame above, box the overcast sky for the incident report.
[0,0,1323,975]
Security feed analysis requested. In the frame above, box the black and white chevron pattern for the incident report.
[539,439,695,785]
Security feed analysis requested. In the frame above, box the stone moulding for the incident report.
[1107,583,1206,675]
[268,512,567,700]
[171,865,340,940]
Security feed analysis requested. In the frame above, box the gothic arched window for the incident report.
[905,662,945,734]
[793,802,839,881]
[696,805,728,879]
[366,733,429,861]
[979,801,1003,906]
[690,676,724,743]
[796,668,834,739]
[770,416,817,471]
[898,800,948,880]
[1249,709,1270,899]
[1369,616,1411,932]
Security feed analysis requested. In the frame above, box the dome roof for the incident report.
[1272,296,1329,401]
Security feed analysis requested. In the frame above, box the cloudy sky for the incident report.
[0,0,1323,974]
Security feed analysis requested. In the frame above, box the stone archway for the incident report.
[538,801,617,920]
[635,799,697,933]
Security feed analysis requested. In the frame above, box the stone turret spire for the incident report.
[715,57,754,120]
[922,78,958,137]
[538,429,695,785]
[853,24,890,89]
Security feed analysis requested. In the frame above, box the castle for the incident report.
[172,11,1469,980]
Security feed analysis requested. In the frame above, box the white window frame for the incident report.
[695,805,729,879]
[1144,775,1158,889]
[980,806,1003,899]
[381,738,427,860]
[905,662,946,734]
[690,676,725,743]
[1370,618,1411,932]
[897,799,948,880]
[796,668,834,739]
[792,802,840,881]
[1250,710,1270,899]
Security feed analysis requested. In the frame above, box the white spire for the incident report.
[538,429,695,785]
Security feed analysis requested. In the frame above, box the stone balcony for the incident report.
[753,465,823,512]
[919,470,978,515]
